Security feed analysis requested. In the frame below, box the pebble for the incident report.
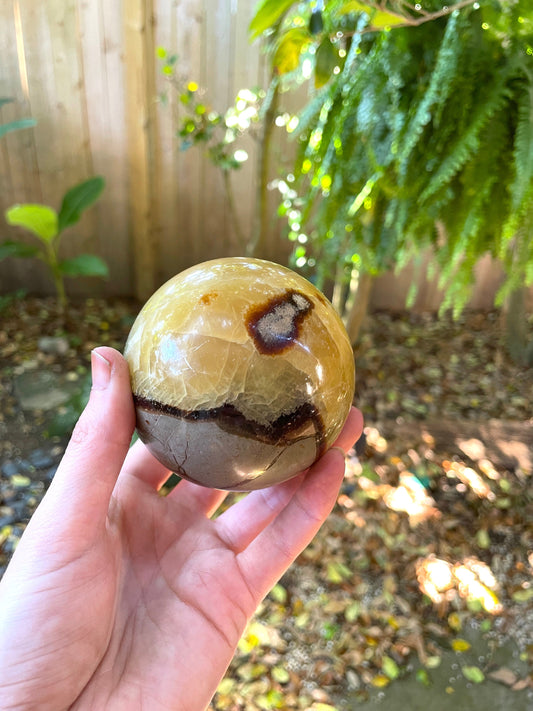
[346,669,361,690]
[0,510,15,527]
[10,474,31,488]
[44,465,58,483]
[28,449,56,470]
[1,460,29,478]
[37,336,70,356]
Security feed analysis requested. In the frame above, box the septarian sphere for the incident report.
[124,258,355,491]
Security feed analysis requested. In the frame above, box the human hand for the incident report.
[0,347,363,711]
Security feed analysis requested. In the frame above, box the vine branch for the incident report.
[340,0,479,35]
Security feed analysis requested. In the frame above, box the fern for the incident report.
[265,0,533,317]
[510,70,533,210]
[397,11,463,172]
[419,79,512,203]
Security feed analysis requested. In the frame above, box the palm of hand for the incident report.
[70,472,260,711]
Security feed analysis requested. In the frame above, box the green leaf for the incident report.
[326,560,352,583]
[315,38,339,88]
[335,1,371,15]
[510,77,533,210]
[5,204,58,242]
[216,677,235,695]
[476,529,491,549]
[425,656,442,669]
[452,638,471,652]
[0,239,40,260]
[271,665,290,683]
[511,588,533,603]
[0,118,37,139]
[322,621,340,640]
[269,583,288,604]
[334,1,405,26]
[416,668,431,686]
[344,600,360,622]
[359,463,381,483]
[382,656,400,680]
[57,176,105,233]
[59,254,109,278]
[249,0,295,40]
[273,28,310,75]
[370,10,406,28]
[462,666,485,683]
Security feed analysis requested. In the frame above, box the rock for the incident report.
[1,526,24,554]
[37,336,70,356]
[13,370,78,411]
[9,500,32,518]
[1,460,25,478]
[0,507,15,527]
[28,449,56,470]
[44,465,58,483]
[10,474,31,488]
[347,669,362,690]
[1,488,17,504]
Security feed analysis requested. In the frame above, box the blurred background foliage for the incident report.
[163,0,533,358]
[252,0,533,352]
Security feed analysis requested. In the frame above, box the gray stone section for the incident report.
[135,407,318,491]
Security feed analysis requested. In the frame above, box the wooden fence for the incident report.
[0,0,518,310]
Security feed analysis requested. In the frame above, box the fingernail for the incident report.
[91,349,112,390]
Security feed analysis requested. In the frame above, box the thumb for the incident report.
[44,346,136,530]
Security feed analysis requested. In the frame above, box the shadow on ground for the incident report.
[340,621,532,710]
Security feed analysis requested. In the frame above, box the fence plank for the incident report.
[153,0,203,276]
[200,0,232,262]
[78,0,132,295]
[123,0,158,300]
[0,1,39,293]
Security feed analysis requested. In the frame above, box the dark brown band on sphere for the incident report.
[133,394,326,456]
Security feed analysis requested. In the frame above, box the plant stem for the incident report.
[247,78,280,258]
[344,271,373,346]
[503,286,531,366]
[223,169,246,252]
[45,241,67,312]
[340,0,478,36]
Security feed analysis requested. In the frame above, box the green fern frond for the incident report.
[293,85,333,142]
[511,72,533,210]
[397,11,463,171]
[419,78,512,203]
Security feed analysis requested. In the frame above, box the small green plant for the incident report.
[1,176,108,310]
[0,97,36,139]
[157,47,281,257]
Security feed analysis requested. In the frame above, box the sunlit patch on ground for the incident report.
[416,555,503,614]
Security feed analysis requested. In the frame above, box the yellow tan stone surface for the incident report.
[124,258,355,490]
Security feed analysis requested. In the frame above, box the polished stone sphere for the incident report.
[124,257,355,491]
